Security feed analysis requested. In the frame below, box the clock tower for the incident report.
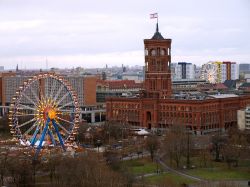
[144,23,172,98]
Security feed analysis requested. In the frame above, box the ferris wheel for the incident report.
[201,62,218,83]
[8,73,80,158]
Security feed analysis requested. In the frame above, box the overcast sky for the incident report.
[0,0,249,70]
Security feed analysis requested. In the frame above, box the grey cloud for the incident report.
[0,0,249,69]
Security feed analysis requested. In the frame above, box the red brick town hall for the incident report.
[106,23,250,135]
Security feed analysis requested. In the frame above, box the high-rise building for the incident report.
[171,62,195,80]
[221,61,238,82]
[239,64,250,74]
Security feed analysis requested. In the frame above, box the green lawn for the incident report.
[186,157,250,180]
[146,172,197,186]
[131,162,159,174]
[190,156,250,169]
[121,158,161,175]
[187,168,250,180]
[121,157,250,185]
[121,158,197,186]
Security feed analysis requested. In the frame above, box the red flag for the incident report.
[150,13,158,19]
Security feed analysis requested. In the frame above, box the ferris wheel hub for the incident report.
[48,109,56,119]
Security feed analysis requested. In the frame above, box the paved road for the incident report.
[121,151,150,160]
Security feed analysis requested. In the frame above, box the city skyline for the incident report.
[0,0,249,70]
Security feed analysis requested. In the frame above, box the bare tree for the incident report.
[53,154,128,187]
[211,134,226,162]
[163,126,188,168]
[197,148,212,168]
[103,121,129,143]
[0,147,9,186]
[145,135,159,161]
[222,127,248,168]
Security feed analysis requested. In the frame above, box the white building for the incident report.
[237,106,250,130]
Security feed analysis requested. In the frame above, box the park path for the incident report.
[156,157,204,182]
[157,157,250,187]
[121,152,249,187]
[122,152,204,182]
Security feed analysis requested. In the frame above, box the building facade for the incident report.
[221,61,238,82]
[172,62,195,80]
[0,74,97,107]
[0,73,102,121]
[106,24,250,134]
[239,63,250,75]
[237,107,250,130]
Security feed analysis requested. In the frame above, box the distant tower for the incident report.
[16,64,19,72]
[46,57,48,70]
[102,71,107,80]
[144,23,172,98]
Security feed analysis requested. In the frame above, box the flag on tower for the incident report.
[150,13,158,19]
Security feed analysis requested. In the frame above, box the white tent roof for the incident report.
[136,129,150,135]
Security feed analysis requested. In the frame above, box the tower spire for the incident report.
[150,13,164,39]
[151,22,164,40]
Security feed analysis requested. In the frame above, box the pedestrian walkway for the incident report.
[156,158,204,182]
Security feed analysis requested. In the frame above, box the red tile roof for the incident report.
[213,83,228,90]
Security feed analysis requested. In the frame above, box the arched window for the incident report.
[160,49,166,56]
[151,49,156,56]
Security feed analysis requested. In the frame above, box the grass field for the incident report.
[146,172,197,186]
[121,158,161,175]
[185,157,250,180]
[187,167,250,180]
[120,158,198,186]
